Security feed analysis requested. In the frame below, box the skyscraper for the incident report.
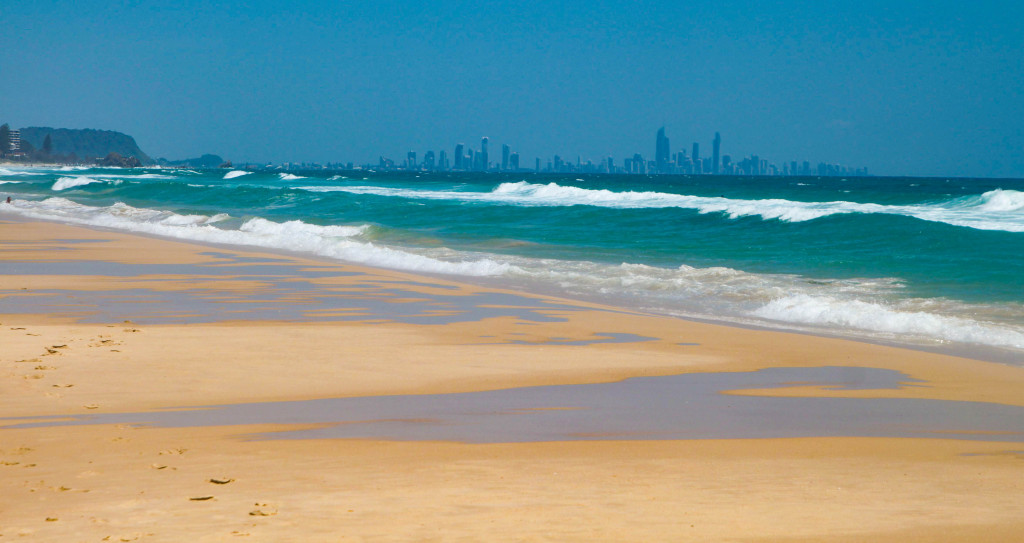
[479,137,489,171]
[509,152,520,170]
[454,143,464,170]
[439,150,448,170]
[501,143,510,171]
[655,127,670,173]
[632,153,645,174]
[692,142,700,164]
[712,132,721,174]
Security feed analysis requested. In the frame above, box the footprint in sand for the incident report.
[249,503,278,516]
[209,478,235,485]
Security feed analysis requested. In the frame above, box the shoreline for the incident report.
[3,217,1024,540]
[3,207,1020,366]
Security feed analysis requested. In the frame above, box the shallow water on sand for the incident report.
[6,367,1024,444]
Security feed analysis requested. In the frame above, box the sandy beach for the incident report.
[2,217,1024,542]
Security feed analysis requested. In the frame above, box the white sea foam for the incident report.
[75,173,175,179]
[223,170,251,179]
[509,258,1024,350]
[279,173,306,180]
[306,182,1024,233]
[0,198,509,277]
[0,167,48,176]
[753,295,1024,349]
[2,196,1021,352]
[52,176,115,191]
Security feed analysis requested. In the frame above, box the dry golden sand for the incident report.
[1,219,1024,542]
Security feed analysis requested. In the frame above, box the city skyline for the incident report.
[359,128,869,177]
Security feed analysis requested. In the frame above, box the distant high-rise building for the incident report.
[632,153,645,174]
[423,150,435,170]
[712,132,721,174]
[406,151,417,169]
[454,143,465,170]
[439,150,448,170]
[607,156,614,173]
[8,129,21,153]
[509,152,520,170]
[501,143,510,171]
[479,137,489,171]
[535,157,541,172]
[692,142,700,165]
[655,127,671,174]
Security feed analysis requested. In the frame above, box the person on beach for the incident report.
[4,196,10,204]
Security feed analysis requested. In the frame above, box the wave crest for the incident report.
[311,182,1024,232]
[753,294,1024,349]
[1,198,507,277]
[52,176,112,191]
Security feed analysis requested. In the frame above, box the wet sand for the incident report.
[2,218,1024,541]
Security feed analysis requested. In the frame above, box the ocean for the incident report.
[2,165,1023,360]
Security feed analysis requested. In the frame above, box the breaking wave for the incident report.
[752,294,1024,349]
[52,176,115,191]
[307,182,1024,232]
[0,198,511,277]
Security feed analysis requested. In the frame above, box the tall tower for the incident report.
[712,132,721,174]
[501,144,510,171]
[479,137,489,171]
[656,127,670,173]
[454,143,465,170]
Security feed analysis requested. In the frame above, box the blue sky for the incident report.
[1,1,1021,177]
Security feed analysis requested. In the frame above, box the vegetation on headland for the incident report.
[0,122,228,168]
[9,126,154,165]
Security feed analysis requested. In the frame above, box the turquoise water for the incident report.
[2,165,1023,356]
